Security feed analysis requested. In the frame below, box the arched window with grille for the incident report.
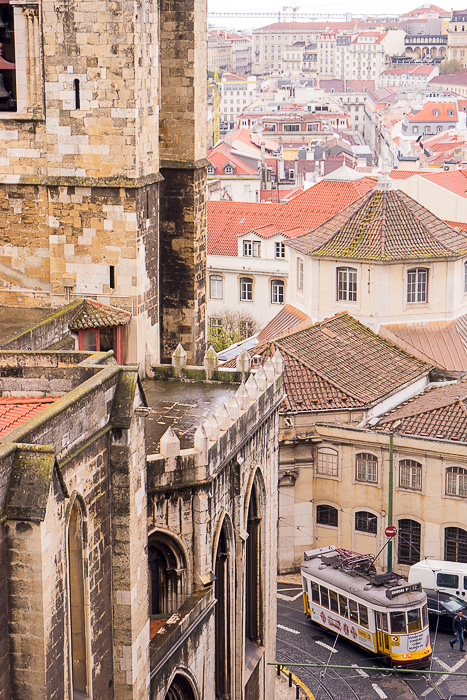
[445,527,467,562]
[446,467,467,497]
[316,504,338,527]
[355,511,377,534]
[398,519,421,565]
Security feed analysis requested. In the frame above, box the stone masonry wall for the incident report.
[159,167,206,364]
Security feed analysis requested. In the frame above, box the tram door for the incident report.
[376,611,390,655]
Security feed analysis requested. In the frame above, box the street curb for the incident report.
[277,664,316,699]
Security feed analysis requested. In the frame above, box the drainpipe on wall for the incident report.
[387,432,394,572]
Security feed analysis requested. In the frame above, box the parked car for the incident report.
[425,589,467,632]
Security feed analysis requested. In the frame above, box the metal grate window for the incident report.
[398,519,421,565]
[355,511,377,534]
[445,526,467,562]
[316,504,338,527]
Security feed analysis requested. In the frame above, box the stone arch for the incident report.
[147,529,188,616]
[244,467,265,647]
[66,492,90,698]
[212,512,234,698]
[165,668,199,700]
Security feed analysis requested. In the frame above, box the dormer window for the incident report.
[224,165,234,175]
[448,109,455,117]
[432,109,439,117]
[207,165,216,175]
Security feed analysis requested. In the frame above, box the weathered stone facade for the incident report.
[0,337,282,700]
[0,0,207,366]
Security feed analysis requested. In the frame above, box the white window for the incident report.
[297,258,304,291]
[207,165,216,175]
[317,447,338,477]
[240,276,253,301]
[356,453,378,483]
[209,274,223,299]
[400,459,422,491]
[283,124,300,131]
[224,165,233,174]
[407,268,428,303]
[271,279,284,304]
[243,240,261,257]
[337,267,357,302]
[275,241,286,258]
[413,126,419,134]
[446,467,467,497]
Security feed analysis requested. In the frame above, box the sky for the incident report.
[208,0,439,30]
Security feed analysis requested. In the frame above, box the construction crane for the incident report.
[283,5,299,22]
[208,11,351,21]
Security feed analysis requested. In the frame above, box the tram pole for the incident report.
[387,432,394,572]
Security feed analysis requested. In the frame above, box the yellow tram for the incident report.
[301,546,432,668]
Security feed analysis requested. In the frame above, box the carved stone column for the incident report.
[11,0,43,115]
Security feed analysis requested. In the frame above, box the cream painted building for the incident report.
[287,182,467,330]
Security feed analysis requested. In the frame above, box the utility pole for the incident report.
[387,432,394,572]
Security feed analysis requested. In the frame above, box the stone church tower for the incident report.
[0,0,207,365]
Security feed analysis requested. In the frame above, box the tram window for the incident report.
[329,590,339,613]
[376,611,388,631]
[311,581,320,603]
[437,573,459,588]
[339,595,348,617]
[390,611,407,634]
[320,586,329,608]
[349,599,359,623]
[407,608,422,632]
[359,604,369,628]
[421,604,428,627]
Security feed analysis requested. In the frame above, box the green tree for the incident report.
[208,311,260,353]
[439,59,464,75]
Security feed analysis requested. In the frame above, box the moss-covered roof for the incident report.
[69,299,131,330]
[287,187,467,261]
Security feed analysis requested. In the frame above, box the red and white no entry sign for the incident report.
[385,526,397,538]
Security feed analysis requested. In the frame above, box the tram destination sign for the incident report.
[386,582,422,599]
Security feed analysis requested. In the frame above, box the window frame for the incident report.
[209,274,223,300]
[445,526,467,562]
[398,518,421,565]
[355,452,378,484]
[243,239,261,258]
[446,466,467,498]
[407,267,428,304]
[399,459,422,491]
[271,279,285,304]
[337,266,357,302]
[316,504,338,527]
[275,241,286,259]
[316,447,338,478]
[297,257,304,292]
[239,276,253,302]
[355,511,377,534]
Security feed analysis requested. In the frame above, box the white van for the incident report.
[408,559,467,598]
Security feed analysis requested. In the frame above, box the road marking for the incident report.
[372,683,387,699]
[433,656,451,671]
[277,623,300,635]
[435,656,466,687]
[277,591,303,601]
[278,587,303,592]
[315,640,338,653]
[351,664,369,678]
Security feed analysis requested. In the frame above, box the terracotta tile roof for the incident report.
[208,143,259,176]
[411,169,467,197]
[372,380,467,441]
[0,397,59,439]
[287,187,467,261]
[207,177,376,256]
[406,102,458,123]
[381,317,467,371]
[390,170,418,179]
[256,304,312,344]
[430,69,467,86]
[69,299,131,330]
[225,313,431,413]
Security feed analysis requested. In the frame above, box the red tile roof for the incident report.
[207,177,376,256]
[288,187,467,261]
[208,143,259,176]
[406,102,458,123]
[69,299,131,330]
[224,313,431,413]
[373,381,467,442]
[410,169,467,197]
[0,397,59,438]
[390,170,419,179]
[430,69,467,86]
